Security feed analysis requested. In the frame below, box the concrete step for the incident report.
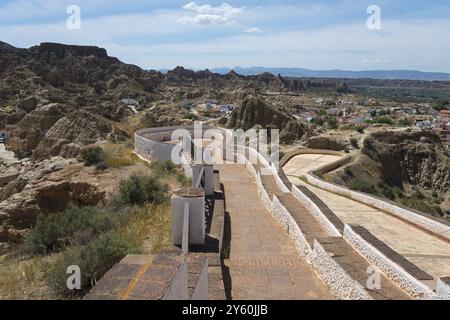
[317,237,411,300]
[277,193,329,246]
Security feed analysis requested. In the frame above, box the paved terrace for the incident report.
[284,153,450,280]
[217,163,333,300]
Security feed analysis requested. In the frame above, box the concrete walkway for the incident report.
[284,153,450,280]
[217,164,333,300]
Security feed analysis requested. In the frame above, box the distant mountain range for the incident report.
[161,67,450,81]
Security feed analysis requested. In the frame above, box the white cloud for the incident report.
[362,59,392,65]
[243,27,263,34]
[178,2,245,25]
[178,14,230,25]
[183,2,244,17]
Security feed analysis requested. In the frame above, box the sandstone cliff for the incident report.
[363,130,450,195]
[328,130,450,217]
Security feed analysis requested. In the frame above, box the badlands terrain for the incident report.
[0,41,449,299]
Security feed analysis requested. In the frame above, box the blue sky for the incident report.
[0,0,449,72]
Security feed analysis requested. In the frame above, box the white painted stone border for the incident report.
[305,173,450,241]
[343,224,437,300]
[310,239,373,300]
[436,279,450,299]
[292,185,341,237]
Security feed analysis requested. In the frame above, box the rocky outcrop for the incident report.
[227,96,310,143]
[33,110,129,160]
[0,157,109,243]
[363,131,450,194]
[307,136,347,151]
[328,130,450,217]
[7,104,66,158]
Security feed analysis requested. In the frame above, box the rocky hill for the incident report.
[0,41,329,160]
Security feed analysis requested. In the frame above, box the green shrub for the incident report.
[45,247,84,297]
[350,138,359,149]
[398,119,412,126]
[372,116,395,125]
[183,113,199,120]
[118,174,168,205]
[149,160,178,176]
[45,230,139,296]
[23,206,117,255]
[402,198,434,214]
[81,230,140,286]
[315,116,324,126]
[327,117,338,129]
[340,124,358,131]
[344,166,354,177]
[82,147,106,168]
[393,186,404,199]
[348,179,377,195]
[381,186,395,200]
[176,172,192,187]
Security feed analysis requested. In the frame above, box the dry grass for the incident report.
[0,256,56,300]
[0,203,172,300]
[103,142,139,168]
[119,203,172,255]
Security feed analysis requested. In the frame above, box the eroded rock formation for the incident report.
[227,96,310,143]
[363,130,450,195]
[0,157,110,243]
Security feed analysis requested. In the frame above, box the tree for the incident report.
[327,117,338,129]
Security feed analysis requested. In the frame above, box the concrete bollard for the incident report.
[171,188,205,246]
[192,164,214,196]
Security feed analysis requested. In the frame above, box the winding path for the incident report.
[283,153,450,280]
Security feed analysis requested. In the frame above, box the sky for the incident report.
[0,0,449,72]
